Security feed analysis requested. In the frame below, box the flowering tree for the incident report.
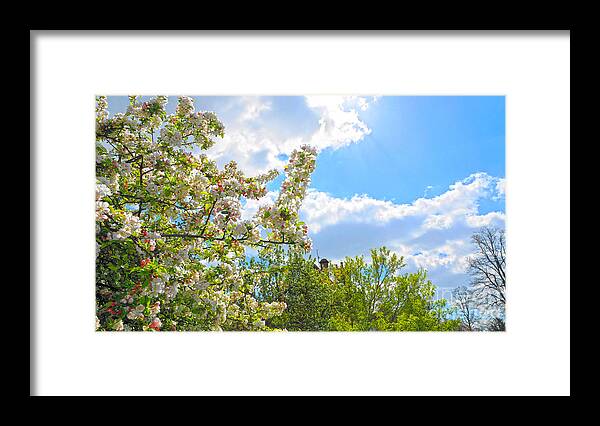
[95,95,317,331]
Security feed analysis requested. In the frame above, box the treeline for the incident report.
[242,226,507,332]
[244,246,461,331]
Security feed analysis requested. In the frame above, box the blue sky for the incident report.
[106,95,505,292]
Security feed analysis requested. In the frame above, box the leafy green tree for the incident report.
[250,247,333,330]
[327,248,459,331]
[328,260,369,330]
[253,246,460,331]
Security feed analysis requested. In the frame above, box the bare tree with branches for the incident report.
[467,226,506,329]
[452,286,481,331]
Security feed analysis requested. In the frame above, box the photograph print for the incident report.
[95,95,506,332]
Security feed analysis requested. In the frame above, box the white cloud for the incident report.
[495,177,506,199]
[398,240,472,275]
[465,211,506,228]
[399,240,468,273]
[300,191,399,233]
[202,95,376,176]
[423,214,454,230]
[301,172,503,233]
[300,172,506,288]
[238,97,272,122]
[205,130,285,177]
[305,95,374,151]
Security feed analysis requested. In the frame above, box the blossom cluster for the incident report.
[95,182,111,221]
[257,145,317,251]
